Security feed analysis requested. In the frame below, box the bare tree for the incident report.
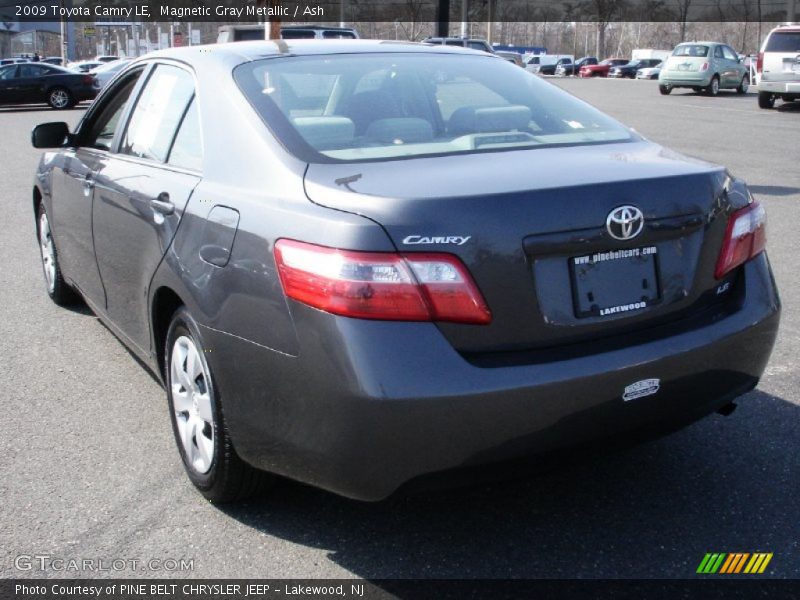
[674,0,692,42]
[585,0,626,58]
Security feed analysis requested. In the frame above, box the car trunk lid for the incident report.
[303,140,735,355]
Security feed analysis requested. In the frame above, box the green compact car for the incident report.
[659,42,749,96]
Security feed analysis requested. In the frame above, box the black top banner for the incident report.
[1,0,798,23]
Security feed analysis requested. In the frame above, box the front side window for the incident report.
[81,71,142,151]
[235,53,633,163]
[722,46,738,60]
[0,66,15,80]
[120,64,195,162]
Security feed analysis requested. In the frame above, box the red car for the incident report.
[579,58,629,77]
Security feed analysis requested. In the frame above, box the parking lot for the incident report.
[1,76,798,580]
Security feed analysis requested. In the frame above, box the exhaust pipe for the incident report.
[717,402,737,416]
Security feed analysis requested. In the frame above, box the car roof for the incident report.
[144,39,493,66]
[281,25,355,31]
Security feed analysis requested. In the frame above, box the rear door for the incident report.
[92,62,201,353]
[762,29,800,83]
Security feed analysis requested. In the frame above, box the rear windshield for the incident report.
[234,53,633,163]
[673,44,709,57]
[765,31,800,52]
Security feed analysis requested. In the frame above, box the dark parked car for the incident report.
[555,56,599,76]
[537,57,572,75]
[0,63,96,109]
[609,58,663,78]
[31,41,779,503]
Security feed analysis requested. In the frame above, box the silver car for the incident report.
[659,42,749,96]
[757,24,800,108]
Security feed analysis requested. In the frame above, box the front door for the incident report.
[0,65,20,103]
[91,63,201,353]
[48,67,146,306]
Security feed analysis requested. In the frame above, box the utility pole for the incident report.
[339,0,345,28]
[436,0,450,37]
[485,0,492,44]
[59,0,67,63]
[460,0,468,37]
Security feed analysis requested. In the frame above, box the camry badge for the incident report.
[402,235,471,246]
[606,205,644,241]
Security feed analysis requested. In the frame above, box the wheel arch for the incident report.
[151,286,186,381]
[33,185,42,219]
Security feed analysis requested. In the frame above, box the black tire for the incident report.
[47,87,75,110]
[706,75,720,96]
[736,75,749,94]
[36,203,78,306]
[659,84,672,95]
[758,91,775,109]
[165,307,271,503]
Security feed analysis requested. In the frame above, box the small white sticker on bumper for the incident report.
[623,378,661,401]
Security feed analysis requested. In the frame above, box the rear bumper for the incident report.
[203,258,780,501]
[660,72,712,87]
[759,81,800,95]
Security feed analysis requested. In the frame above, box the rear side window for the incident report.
[282,30,315,39]
[766,32,800,52]
[19,64,47,77]
[323,31,356,39]
[167,99,202,171]
[120,64,195,162]
[0,66,15,79]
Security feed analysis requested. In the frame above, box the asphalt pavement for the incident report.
[1,77,798,580]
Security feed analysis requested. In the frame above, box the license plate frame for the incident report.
[569,246,661,318]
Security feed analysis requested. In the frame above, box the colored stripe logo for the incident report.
[697,552,773,574]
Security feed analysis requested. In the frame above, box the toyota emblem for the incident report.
[606,206,644,241]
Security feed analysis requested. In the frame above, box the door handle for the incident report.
[150,193,175,216]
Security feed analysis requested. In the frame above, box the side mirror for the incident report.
[31,122,69,148]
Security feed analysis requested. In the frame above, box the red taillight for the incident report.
[715,202,767,279]
[756,51,764,73]
[701,62,710,71]
[274,239,492,324]
[82,74,93,84]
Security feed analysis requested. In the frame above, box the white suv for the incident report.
[757,24,800,108]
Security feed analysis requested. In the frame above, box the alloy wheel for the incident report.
[170,335,215,474]
[49,89,69,109]
[39,212,56,294]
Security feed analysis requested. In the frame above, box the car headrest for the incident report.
[292,117,355,150]
[365,118,434,145]
[448,105,532,136]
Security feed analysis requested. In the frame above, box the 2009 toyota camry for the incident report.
[31,41,780,502]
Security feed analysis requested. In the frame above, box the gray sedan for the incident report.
[31,41,779,502]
